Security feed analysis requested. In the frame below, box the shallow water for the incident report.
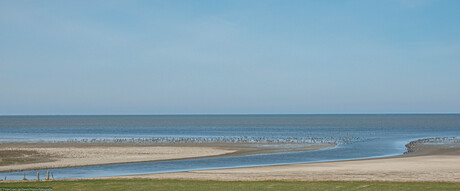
[0,114,459,180]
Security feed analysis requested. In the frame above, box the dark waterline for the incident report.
[0,114,459,180]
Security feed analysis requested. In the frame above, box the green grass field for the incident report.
[0,179,459,191]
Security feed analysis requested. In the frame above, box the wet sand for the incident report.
[0,142,332,172]
[108,142,460,182]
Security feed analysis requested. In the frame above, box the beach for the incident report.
[1,115,459,181]
[0,138,459,182]
[105,141,460,182]
[0,142,332,172]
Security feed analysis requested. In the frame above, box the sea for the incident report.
[0,114,459,180]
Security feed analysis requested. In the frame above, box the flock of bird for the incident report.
[59,136,364,145]
[405,137,459,153]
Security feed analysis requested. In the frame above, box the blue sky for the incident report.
[1,0,459,115]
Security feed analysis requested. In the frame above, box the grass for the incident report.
[0,150,51,166]
[0,179,459,191]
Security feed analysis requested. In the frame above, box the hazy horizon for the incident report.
[1,0,460,115]
[1,112,460,117]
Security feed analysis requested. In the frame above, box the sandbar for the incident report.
[0,142,332,172]
[108,140,460,182]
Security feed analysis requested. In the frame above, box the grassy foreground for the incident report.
[0,179,459,191]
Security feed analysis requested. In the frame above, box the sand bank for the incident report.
[0,142,331,172]
[109,140,460,182]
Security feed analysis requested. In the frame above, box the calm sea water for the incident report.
[0,114,459,180]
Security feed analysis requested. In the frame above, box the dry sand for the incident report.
[0,142,331,172]
[3,140,459,182]
[109,143,460,182]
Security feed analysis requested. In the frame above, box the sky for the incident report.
[1,0,460,115]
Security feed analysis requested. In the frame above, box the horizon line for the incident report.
[1,112,460,117]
